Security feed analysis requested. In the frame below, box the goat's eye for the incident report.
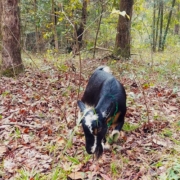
[93,128,98,135]
[98,127,102,132]
[93,127,102,135]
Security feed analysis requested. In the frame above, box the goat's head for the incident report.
[77,101,108,159]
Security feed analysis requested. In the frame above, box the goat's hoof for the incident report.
[108,137,114,145]
[104,143,111,150]
[112,132,119,142]
[108,130,120,144]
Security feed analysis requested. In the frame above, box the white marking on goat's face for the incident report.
[81,107,107,157]
[84,111,98,134]
[91,135,97,153]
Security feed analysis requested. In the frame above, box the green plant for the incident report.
[2,91,10,97]
[45,143,58,155]
[165,163,180,180]
[66,156,80,165]
[110,162,118,176]
[51,167,64,180]
[16,168,43,180]
[162,129,173,137]
[122,122,139,132]
[11,127,21,139]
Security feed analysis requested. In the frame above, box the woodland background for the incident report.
[0,0,180,180]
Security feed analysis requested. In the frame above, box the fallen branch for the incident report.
[90,46,113,52]
[0,123,43,129]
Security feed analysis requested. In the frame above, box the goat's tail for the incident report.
[96,66,112,74]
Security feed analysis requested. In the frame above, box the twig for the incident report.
[93,1,104,58]
[131,70,150,123]
[1,123,43,129]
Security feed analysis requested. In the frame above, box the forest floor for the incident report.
[0,49,180,180]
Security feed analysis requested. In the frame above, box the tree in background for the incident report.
[34,0,40,52]
[152,0,158,52]
[51,0,59,51]
[174,2,180,35]
[152,0,176,52]
[158,0,164,51]
[11,0,179,55]
[114,0,134,59]
[93,0,105,58]
[74,0,88,53]
[1,0,23,77]
[161,0,176,51]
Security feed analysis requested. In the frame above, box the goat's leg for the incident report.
[102,137,111,150]
[108,116,124,144]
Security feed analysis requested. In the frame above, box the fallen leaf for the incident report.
[152,138,171,147]
[100,173,112,180]
[0,146,6,158]
[68,172,86,180]
[4,158,16,173]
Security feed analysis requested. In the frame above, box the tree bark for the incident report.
[161,0,176,51]
[158,0,163,51]
[152,0,157,52]
[93,0,104,58]
[76,0,87,48]
[114,0,134,59]
[52,0,59,51]
[34,0,40,52]
[174,2,179,35]
[1,0,24,77]
[155,2,160,50]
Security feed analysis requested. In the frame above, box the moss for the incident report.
[1,65,24,77]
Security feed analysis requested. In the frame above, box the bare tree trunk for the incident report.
[174,3,179,35]
[52,0,58,51]
[1,0,24,77]
[152,0,157,52]
[114,0,134,59]
[75,0,87,49]
[161,0,176,50]
[155,2,160,48]
[158,0,163,51]
[34,0,40,52]
[93,0,104,58]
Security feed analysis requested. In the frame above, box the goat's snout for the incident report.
[86,147,93,154]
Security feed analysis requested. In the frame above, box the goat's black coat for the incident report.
[78,66,126,158]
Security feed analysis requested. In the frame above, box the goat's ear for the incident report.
[77,100,86,112]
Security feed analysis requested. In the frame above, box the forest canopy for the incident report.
[15,0,180,53]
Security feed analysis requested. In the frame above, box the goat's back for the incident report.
[81,67,125,108]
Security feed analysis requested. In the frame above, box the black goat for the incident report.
[77,66,126,158]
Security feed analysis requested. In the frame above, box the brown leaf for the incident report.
[24,127,30,134]
[56,137,66,147]
[0,146,7,158]
[68,172,86,180]
[47,128,52,135]
[100,173,112,180]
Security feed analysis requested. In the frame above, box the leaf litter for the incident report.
[0,59,180,179]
